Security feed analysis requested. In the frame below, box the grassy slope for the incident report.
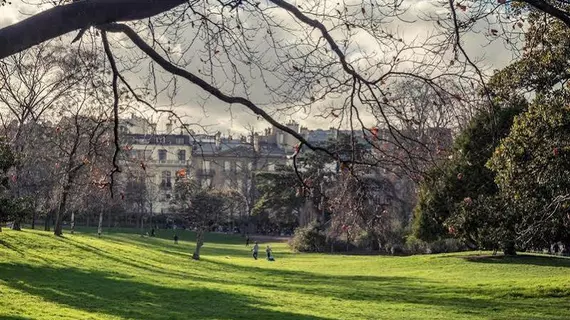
[0,228,569,320]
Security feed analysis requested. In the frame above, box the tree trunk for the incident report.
[44,210,51,231]
[11,220,21,231]
[97,209,104,237]
[55,175,74,236]
[70,211,75,234]
[559,242,570,256]
[31,211,36,229]
[192,229,205,260]
[502,240,517,256]
[139,206,144,235]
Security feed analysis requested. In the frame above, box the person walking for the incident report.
[174,234,179,244]
[245,234,250,247]
[252,241,259,260]
[266,245,275,261]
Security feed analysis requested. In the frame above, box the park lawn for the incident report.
[0,229,569,320]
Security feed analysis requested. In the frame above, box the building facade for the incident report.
[119,115,452,216]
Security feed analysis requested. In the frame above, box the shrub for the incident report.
[427,238,465,254]
[405,235,430,255]
[289,222,327,253]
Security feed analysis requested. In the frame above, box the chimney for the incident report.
[253,133,260,152]
[215,131,221,149]
[165,121,173,133]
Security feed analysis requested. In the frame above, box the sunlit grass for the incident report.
[0,228,569,319]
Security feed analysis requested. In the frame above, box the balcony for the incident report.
[157,159,188,165]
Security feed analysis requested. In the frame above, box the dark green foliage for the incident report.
[488,91,570,250]
[487,13,570,99]
[253,167,303,230]
[413,101,525,246]
[0,140,30,230]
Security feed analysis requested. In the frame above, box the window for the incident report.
[158,149,167,161]
[135,150,145,159]
[202,178,212,188]
[236,161,242,172]
[161,171,171,188]
[178,150,186,162]
[203,160,211,172]
[224,161,231,172]
[268,163,275,172]
[176,137,184,145]
[236,179,243,190]
[144,150,153,160]
[224,179,232,189]
[135,138,150,144]
[247,162,253,171]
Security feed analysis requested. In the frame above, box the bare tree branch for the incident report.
[99,22,337,160]
[101,30,121,197]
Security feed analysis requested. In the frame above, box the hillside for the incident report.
[0,229,569,319]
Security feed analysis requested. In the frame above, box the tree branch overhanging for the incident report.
[98,22,337,160]
[0,0,187,59]
[101,30,121,198]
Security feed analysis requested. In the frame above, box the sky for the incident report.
[0,0,518,135]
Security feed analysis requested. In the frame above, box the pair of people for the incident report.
[251,242,275,261]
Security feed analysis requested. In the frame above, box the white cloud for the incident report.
[0,0,517,135]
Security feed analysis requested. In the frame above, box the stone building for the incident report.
[119,115,289,215]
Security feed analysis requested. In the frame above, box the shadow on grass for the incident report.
[0,263,329,320]
[73,227,247,245]
[199,258,570,320]
[464,254,570,268]
[0,239,25,257]
[57,238,191,279]
[8,230,569,319]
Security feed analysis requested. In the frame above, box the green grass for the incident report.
[1,228,569,319]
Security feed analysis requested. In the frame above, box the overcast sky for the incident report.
[0,0,517,135]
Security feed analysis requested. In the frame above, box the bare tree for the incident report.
[0,0,567,207]
[46,81,116,236]
[170,173,228,260]
[0,1,468,170]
